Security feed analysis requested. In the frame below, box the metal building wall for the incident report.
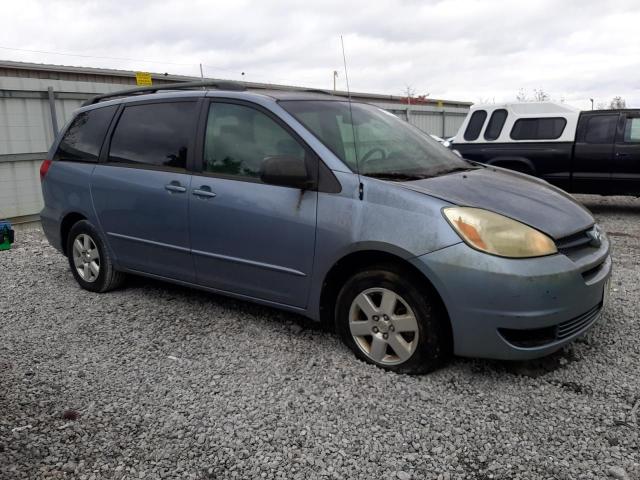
[369,101,468,138]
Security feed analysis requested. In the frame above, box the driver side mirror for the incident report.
[260,155,313,190]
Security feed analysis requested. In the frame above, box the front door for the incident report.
[612,113,640,195]
[189,101,318,308]
[572,113,618,194]
[91,100,198,282]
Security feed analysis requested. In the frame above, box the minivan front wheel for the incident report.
[335,265,450,374]
[66,220,125,293]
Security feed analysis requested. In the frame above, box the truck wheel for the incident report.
[335,264,451,374]
[66,220,125,293]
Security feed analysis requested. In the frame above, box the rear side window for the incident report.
[108,102,196,169]
[54,106,117,162]
[463,110,487,141]
[510,117,566,140]
[583,115,618,144]
[484,109,508,141]
[623,117,640,143]
[203,103,306,179]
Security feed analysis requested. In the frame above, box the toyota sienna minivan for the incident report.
[40,81,611,374]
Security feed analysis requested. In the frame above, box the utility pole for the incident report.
[590,98,594,110]
[333,70,338,92]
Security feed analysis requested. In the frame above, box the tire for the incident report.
[66,220,125,293]
[335,264,451,374]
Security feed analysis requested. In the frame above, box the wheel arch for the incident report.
[60,212,87,256]
[318,249,453,348]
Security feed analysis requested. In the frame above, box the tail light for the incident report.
[40,159,52,181]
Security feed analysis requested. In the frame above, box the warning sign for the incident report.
[135,72,153,86]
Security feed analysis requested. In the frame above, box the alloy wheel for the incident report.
[72,233,100,283]
[348,287,419,365]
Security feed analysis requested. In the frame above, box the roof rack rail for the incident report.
[300,88,335,96]
[82,80,246,106]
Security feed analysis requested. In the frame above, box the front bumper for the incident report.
[410,236,611,360]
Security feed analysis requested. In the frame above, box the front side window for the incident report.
[623,117,640,143]
[280,100,472,179]
[464,110,488,141]
[108,102,196,169]
[510,117,567,140]
[203,103,306,179]
[54,105,117,162]
[484,109,508,141]
[583,115,618,144]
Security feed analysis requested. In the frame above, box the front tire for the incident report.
[66,220,125,293]
[335,264,450,374]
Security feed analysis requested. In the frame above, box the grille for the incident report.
[556,228,595,252]
[556,303,602,339]
[499,303,603,348]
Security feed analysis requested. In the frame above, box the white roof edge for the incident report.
[471,101,581,114]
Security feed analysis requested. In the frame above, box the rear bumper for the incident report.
[411,237,611,360]
[40,207,63,253]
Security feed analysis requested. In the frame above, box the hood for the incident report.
[401,167,594,240]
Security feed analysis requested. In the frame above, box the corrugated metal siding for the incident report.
[0,97,55,154]
[408,111,445,137]
[445,114,465,137]
[0,159,42,219]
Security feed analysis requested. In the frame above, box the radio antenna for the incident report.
[340,35,363,199]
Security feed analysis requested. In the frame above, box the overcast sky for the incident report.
[2,0,639,109]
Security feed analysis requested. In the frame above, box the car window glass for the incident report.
[281,100,471,176]
[54,106,117,162]
[464,110,487,141]
[584,115,618,144]
[109,102,196,169]
[484,109,508,141]
[624,117,640,143]
[510,117,566,140]
[203,103,306,179]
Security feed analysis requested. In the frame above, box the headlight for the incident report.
[443,207,557,258]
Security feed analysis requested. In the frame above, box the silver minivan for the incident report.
[40,82,611,374]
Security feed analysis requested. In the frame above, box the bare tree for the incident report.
[516,88,528,102]
[403,85,416,104]
[533,88,550,102]
[609,96,627,109]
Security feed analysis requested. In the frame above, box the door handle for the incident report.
[193,186,217,198]
[165,182,187,193]
[616,153,630,158]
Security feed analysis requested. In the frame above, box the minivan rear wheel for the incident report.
[335,264,450,374]
[66,220,125,293]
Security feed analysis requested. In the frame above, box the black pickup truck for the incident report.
[452,103,640,196]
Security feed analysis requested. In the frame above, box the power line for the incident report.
[0,45,197,67]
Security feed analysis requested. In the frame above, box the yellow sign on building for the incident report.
[135,72,153,86]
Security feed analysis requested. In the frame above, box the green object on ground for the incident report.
[0,220,14,251]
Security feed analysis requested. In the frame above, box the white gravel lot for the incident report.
[1,195,639,480]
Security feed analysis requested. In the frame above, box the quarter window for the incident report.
[463,110,487,141]
[109,102,196,169]
[583,115,618,144]
[623,117,640,143]
[484,109,508,141]
[203,103,306,179]
[54,106,117,162]
[510,117,566,140]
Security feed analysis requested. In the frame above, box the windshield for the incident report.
[280,100,474,179]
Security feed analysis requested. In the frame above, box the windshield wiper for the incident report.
[364,172,427,181]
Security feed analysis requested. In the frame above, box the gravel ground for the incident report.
[1,195,639,480]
